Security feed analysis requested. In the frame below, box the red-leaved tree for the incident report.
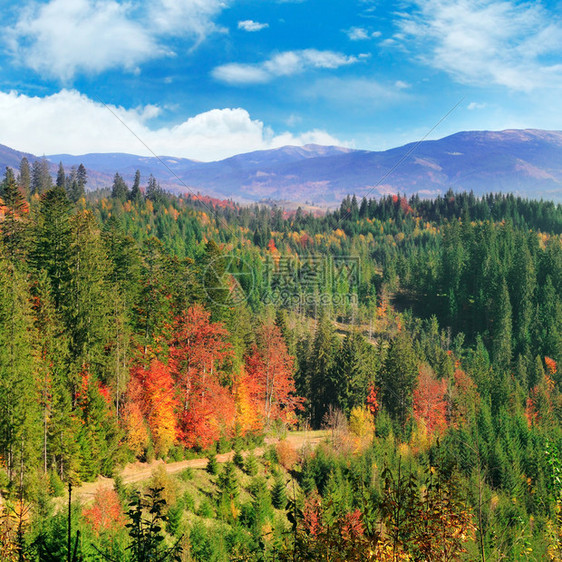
[169,304,234,448]
[245,320,303,428]
[128,359,178,456]
[413,364,448,435]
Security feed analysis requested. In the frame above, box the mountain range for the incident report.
[2,129,562,205]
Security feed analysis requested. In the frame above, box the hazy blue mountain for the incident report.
[1,129,561,204]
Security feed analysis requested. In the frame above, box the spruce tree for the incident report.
[18,157,31,199]
[335,331,371,415]
[130,170,141,201]
[65,210,112,375]
[244,451,259,476]
[76,164,87,195]
[0,257,41,488]
[380,331,418,433]
[33,186,72,309]
[206,452,218,475]
[1,167,29,264]
[492,277,513,370]
[309,311,338,427]
[146,174,163,203]
[271,473,287,509]
[56,162,66,190]
[31,158,53,195]
[111,173,129,201]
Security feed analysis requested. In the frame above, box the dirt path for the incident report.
[67,430,328,506]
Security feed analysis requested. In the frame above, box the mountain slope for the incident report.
[1,129,561,204]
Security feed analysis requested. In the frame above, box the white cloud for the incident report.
[344,27,382,41]
[398,0,562,91]
[346,27,369,40]
[303,77,410,106]
[345,27,382,40]
[8,0,227,81]
[148,0,227,39]
[467,102,487,110]
[213,49,360,85]
[0,89,344,161]
[238,20,269,32]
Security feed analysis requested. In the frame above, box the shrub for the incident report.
[275,440,298,470]
[178,467,194,482]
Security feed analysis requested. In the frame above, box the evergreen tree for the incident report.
[0,167,29,264]
[309,311,338,427]
[111,173,129,201]
[0,257,41,488]
[56,162,66,191]
[33,186,72,309]
[492,277,513,370]
[66,165,86,203]
[146,174,163,203]
[65,210,112,378]
[335,331,372,415]
[130,170,141,201]
[76,164,87,196]
[18,157,31,199]
[271,473,287,509]
[206,453,218,475]
[380,331,418,432]
[244,452,258,476]
[31,158,53,195]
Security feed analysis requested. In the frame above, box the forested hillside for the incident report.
[0,160,561,560]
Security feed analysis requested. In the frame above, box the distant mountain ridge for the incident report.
[1,129,561,204]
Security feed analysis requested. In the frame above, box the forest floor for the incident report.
[64,430,329,506]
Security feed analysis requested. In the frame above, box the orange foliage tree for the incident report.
[83,488,126,536]
[128,359,178,456]
[169,304,234,448]
[122,375,150,456]
[245,320,303,428]
[234,366,263,435]
[413,364,448,435]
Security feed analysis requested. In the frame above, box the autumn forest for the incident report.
[0,158,562,560]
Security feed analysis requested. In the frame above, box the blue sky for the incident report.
[0,0,561,160]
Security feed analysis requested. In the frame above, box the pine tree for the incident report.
[206,453,218,475]
[76,164,87,196]
[309,311,338,427]
[244,451,258,476]
[0,257,41,488]
[56,162,66,191]
[136,237,173,355]
[217,461,239,502]
[271,473,287,509]
[31,158,52,195]
[130,170,141,201]
[146,175,163,203]
[334,331,371,415]
[65,211,112,377]
[31,270,72,477]
[233,447,244,469]
[66,165,86,203]
[33,186,72,309]
[0,167,29,264]
[111,173,129,201]
[380,331,418,432]
[18,157,31,199]
[492,277,513,370]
